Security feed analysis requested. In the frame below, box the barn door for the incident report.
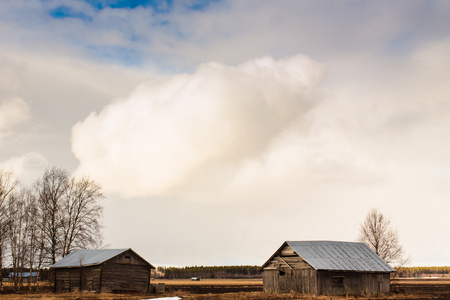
[333,276,345,295]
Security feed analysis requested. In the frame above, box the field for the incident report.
[391,278,450,299]
[0,279,450,299]
[155,278,262,295]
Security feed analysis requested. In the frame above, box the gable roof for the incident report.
[261,241,395,273]
[50,248,155,269]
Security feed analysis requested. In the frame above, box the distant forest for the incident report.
[156,265,262,279]
[397,266,450,278]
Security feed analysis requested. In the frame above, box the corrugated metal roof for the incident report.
[286,241,395,272]
[50,248,129,268]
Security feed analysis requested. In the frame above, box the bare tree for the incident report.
[0,169,16,201]
[358,208,406,266]
[0,169,17,287]
[5,188,36,290]
[35,167,69,264]
[35,167,104,264]
[0,167,104,291]
[22,189,39,290]
[61,176,103,257]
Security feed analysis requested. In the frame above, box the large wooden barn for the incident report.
[261,241,395,296]
[50,248,155,293]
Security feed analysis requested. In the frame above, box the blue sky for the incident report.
[53,0,174,13]
[1,0,450,267]
[50,0,217,18]
[82,0,218,11]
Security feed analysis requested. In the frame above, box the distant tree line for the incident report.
[0,167,103,290]
[157,265,262,279]
[396,266,450,278]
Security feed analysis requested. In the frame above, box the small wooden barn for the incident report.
[50,248,155,293]
[261,241,395,296]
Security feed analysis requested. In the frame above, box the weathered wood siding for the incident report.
[100,249,151,293]
[263,244,317,293]
[317,271,390,296]
[82,266,102,291]
[55,266,102,293]
[263,269,317,293]
[263,245,312,270]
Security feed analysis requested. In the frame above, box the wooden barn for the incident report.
[261,241,395,296]
[50,248,155,293]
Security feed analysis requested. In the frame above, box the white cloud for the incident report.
[0,47,151,170]
[0,152,48,186]
[72,55,325,197]
[0,97,29,144]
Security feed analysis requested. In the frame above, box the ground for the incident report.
[0,278,449,299]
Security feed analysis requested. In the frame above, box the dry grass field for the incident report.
[0,278,449,299]
[152,278,262,285]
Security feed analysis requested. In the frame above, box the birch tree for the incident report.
[35,167,104,264]
[35,167,69,264]
[61,176,103,257]
[6,190,32,289]
[0,169,17,286]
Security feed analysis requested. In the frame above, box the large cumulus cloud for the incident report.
[72,55,325,197]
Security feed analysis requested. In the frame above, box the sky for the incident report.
[1,0,450,267]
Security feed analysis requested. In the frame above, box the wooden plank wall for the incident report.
[55,266,102,293]
[101,263,150,293]
[317,271,391,296]
[263,269,317,293]
[100,250,151,293]
[81,266,102,291]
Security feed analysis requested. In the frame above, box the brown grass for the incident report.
[393,278,450,284]
[0,278,448,299]
[0,292,144,299]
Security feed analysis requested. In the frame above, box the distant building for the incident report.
[50,248,155,293]
[8,272,39,283]
[261,241,395,296]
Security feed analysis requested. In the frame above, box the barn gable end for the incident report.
[101,249,152,293]
[262,242,317,293]
[263,244,312,270]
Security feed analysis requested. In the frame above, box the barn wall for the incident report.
[317,271,391,296]
[100,250,151,293]
[55,268,79,293]
[55,266,102,293]
[80,266,102,291]
[263,268,317,293]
